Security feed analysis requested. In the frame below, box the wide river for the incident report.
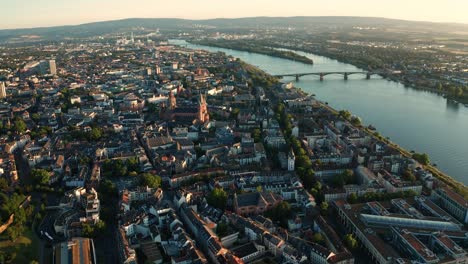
[170,40,468,185]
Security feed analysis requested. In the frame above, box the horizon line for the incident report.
[1,15,468,31]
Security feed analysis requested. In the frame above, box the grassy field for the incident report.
[0,228,40,263]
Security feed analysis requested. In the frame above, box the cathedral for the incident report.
[161,92,209,124]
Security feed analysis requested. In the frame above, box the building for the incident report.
[231,242,265,263]
[288,149,295,171]
[233,192,282,216]
[120,186,163,213]
[162,93,210,124]
[49,59,57,75]
[53,237,96,264]
[432,187,468,224]
[0,82,6,99]
[334,199,467,264]
[393,229,439,264]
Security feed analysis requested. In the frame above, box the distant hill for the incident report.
[1,16,467,42]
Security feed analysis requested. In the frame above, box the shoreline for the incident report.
[237,52,468,197]
[192,40,468,105]
[291,85,468,197]
[188,39,314,65]
[269,44,468,105]
[179,40,468,195]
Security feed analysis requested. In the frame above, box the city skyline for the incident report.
[1,1,468,263]
[2,0,468,30]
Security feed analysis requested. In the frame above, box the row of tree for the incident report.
[274,103,317,189]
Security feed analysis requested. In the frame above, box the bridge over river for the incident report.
[171,39,468,185]
[274,71,398,81]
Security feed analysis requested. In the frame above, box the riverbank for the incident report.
[319,102,468,198]
[175,39,468,186]
[269,44,468,105]
[189,39,314,65]
[188,40,460,102]
[242,57,468,198]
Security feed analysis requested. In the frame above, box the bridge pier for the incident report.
[320,73,324,81]
[366,72,371,79]
[295,75,299,82]
[344,73,348,80]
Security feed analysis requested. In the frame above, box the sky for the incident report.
[1,0,468,29]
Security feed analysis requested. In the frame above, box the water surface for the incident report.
[171,40,468,185]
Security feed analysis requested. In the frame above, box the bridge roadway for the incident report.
[273,71,387,81]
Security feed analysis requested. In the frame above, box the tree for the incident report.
[402,169,416,182]
[126,157,140,173]
[216,222,229,237]
[412,153,430,165]
[301,169,316,189]
[312,233,324,243]
[0,192,25,221]
[139,173,162,188]
[82,222,95,237]
[6,225,21,241]
[31,113,40,121]
[0,178,8,191]
[15,207,27,226]
[95,220,106,232]
[102,159,128,177]
[343,169,355,184]
[265,201,292,228]
[344,234,358,250]
[31,169,50,185]
[230,108,240,119]
[147,103,160,114]
[12,118,27,134]
[333,170,355,187]
[252,128,262,143]
[313,181,322,191]
[320,202,329,216]
[31,126,53,139]
[332,173,346,188]
[348,193,358,204]
[338,110,351,120]
[88,127,103,141]
[207,188,228,210]
[82,220,106,238]
[350,116,362,126]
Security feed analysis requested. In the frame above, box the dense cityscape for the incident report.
[0,15,468,264]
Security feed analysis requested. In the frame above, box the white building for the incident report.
[288,149,295,171]
[0,82,6,99]
[49,59,57,75]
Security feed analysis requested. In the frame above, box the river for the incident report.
[170,39,468,185]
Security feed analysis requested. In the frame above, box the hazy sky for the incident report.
[1,0,468,29]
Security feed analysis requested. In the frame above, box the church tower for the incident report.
[188,54,194,64]
[198,94,209,123]
[169,91,176,110]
